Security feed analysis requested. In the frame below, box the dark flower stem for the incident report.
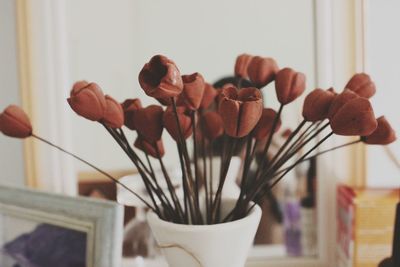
[272,138,362,177]
[155,144,186,222]
[142,144,176,218]
[242,132,335,217]
[267,119,307,170]
[31,133,156,212]
[105,127,166,218]
[211,137,236,222]
[191,111,203,224]
[255,104,284,179]
[170,98,198,222]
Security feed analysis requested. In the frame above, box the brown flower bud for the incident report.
[345,73,376,98]
[67,82,106,121]
[121,98,142,130]
[247,56,279,88]
[138,55,183,99]
[275,68,306,105]
[302,88,336,122]
[362,116,396,145]
[179,72,205,110]
[133,105,164,143]
[327,89,359,120]
[134,137,165,158]
[234,54,254,79]
[71,80,89,94]
[330,97,377,136]
[253,108,281,140]
[200,111,224,140]
[102,95,124,128]
[218,86,263,138]
[0,105,32,138]
[199,83,217,110]
[163,106,192,141]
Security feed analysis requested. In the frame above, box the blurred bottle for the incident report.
[300,157,317,257]
[283,179,302,256]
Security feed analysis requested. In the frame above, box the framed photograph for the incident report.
[0,185,124,267]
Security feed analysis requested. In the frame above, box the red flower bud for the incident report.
[67,82,107,121]
[327,89,359,120]
[275,68,306,105]
[133,105,164,143]
[179,72,206,110]
[199,83,217,110]
[345,73,376,98]
[138,55,183,99]
[362,116,396,145]
[134,137,165,158]
[200,111,224,140]
[247,56,279,88]
[218,86,263,138]
[234,54,254,79]
[121,98,142,130]
[102,95,124,128]
[302,88,336,121]
[163,106,192,141]
[330,97,377,136]
[0,105,32,138]
[253,108,281,140]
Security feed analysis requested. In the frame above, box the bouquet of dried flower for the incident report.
[0,54,396,225]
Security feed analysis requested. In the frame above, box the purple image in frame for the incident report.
[3,224,86,267]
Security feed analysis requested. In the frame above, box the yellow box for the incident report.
[337,185,398,267]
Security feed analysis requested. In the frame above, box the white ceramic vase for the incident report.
[147,199,262,267]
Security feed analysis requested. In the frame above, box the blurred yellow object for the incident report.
[337,185,399,267]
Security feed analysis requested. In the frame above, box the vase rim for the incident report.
[146,199,261,231]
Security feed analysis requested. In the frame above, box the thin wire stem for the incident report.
[31,134,156,212]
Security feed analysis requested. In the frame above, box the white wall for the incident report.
[365,0,400,188]
[65,0,316,173]
[0,0,25,187]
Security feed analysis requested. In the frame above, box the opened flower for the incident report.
[234,54,254,79]
[133,105,164,143]
[362,116,396,145]
[102,95,124,128]
[275,68,306,105]
[0,105,32,138]
[345,73,376,98]
[247,56,279,88]
[68,81,107,121]
[303,88,336,121]
[163,106,193,141]
[139,55,183,99]
[199,83,217,110]
[134,137,165,158]
[330,97,377,136]
[200,111,224,140]
[179,72,205,110]
[121,98,142,130]
[218,86,263,137]
[253,108,281,140]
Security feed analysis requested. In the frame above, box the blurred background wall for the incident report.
[0,0,25,186]
[64,0,316,175]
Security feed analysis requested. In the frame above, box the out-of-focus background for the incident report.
[0,0,399,266]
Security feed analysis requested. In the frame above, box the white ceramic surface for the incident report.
[147,199,262,267]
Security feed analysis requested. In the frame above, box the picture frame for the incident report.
[0,185,124,267]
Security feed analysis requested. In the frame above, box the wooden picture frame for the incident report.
[0,185,124,267]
